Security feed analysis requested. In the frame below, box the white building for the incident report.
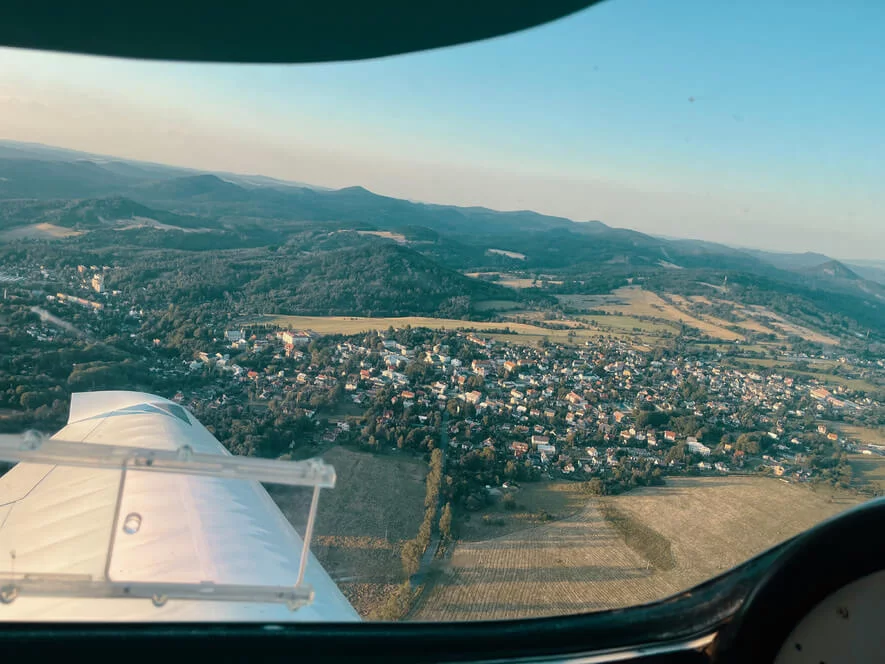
[91,273,104,294]
[281,330,312,346]
[687,440,712,456]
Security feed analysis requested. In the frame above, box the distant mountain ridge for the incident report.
[0,139,322,193]
[841,259,885,286]
[802,260,861,281]
[0,139,882,333]
[744,248,884,288]
[743,249,834,270]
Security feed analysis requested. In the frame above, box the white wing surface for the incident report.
[0,391,359,622]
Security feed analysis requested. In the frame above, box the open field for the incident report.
[504,309,675,337]
[464,271,562,289]
[487,249,526,260]
[558,287,743,342]
[116,217,211,233]
[578,314,679,335]
[250,282,845,351]
[272,446,426,617]
[742,305,839,345]
[412,477,860,621]
[730,317,777,335]
[560,287,839,346]
[355,230,407,244]
[675,297,837,345]
[661,293,757,341]
[666,293,777,339]
[0,223,83,240]
[456,482,589,542]
[802,373,879,393]
[834,424,885,446]
[846,454,885,494]
[464,272,535,289]
[249,314,655,349]
[684,290,809,338]
[251,314,545,335]
[836,425,885,494]
[722,303,783,337]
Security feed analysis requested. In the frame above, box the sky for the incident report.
[1,0,883,259]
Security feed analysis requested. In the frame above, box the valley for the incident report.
[0,140,883,624]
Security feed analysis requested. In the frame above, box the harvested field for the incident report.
[250,314,543,336]
[456,482,589,542]
[412,477,860,621]
[599,503,675,571]
[272,446,426,617]
[412,499,667,620]
[607,477,858,582]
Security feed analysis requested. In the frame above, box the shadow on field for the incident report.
[599,502,675,571]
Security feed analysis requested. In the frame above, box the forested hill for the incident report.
[0,140,882,336]
[96,235,538,318]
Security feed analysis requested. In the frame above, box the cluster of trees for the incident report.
[577,460,665,495]
[358,384,442,454]
[630,404,726,441]
[445,445,544,510]
[367,581,414,621]
[0,304,169,432]
[400,448,444,577]
[192,397,320,459]
[439,502,453,539]
[802,434,856,490]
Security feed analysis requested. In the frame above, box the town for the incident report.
[2,259,883,510]
[190,321,881,493]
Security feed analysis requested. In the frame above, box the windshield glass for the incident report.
[0,0,883,623]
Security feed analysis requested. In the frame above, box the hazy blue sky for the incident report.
[1,0,883,258]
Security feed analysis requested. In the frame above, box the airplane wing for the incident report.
[0,391,360,622]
